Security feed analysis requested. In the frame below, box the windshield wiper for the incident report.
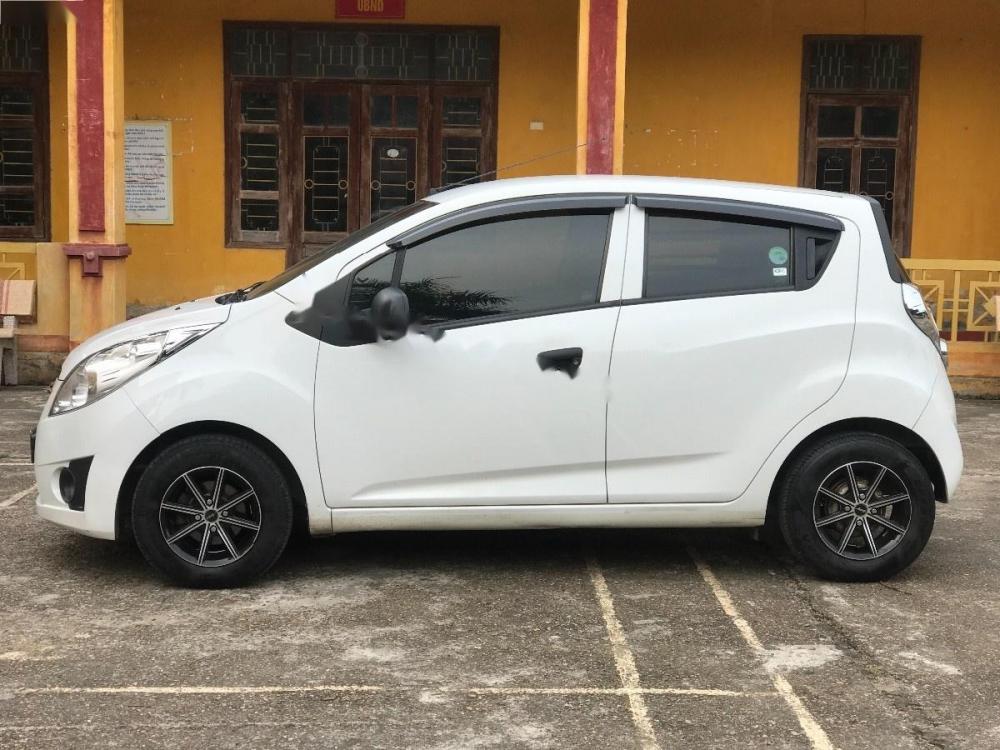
[216,281,263,304]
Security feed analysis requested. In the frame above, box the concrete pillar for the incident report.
[61,0,129,347]
[576,0,628,174]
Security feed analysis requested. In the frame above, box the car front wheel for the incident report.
[776,433,935,582]
[132,434,293,588]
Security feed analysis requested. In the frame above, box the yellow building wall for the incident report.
[122,0,579,306]
[624,0,1000,260]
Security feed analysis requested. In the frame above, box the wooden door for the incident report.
[804,95,914,256]
[291,82,361,262]
[360,85,432,226]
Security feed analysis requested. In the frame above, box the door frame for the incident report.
[223,22,500,265]
[797,35,921,257]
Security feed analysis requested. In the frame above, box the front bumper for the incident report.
[34,388,159,540]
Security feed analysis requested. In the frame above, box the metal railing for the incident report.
[901,259,1000,343]
[0,261,25,282]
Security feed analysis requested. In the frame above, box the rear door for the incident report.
[607,196,859,504]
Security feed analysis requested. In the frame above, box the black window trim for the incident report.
[633,195,844,233]
[388,193,629,249]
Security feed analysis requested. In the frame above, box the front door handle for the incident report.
[537,347,583,379]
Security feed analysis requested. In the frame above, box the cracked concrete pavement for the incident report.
[1,386,998,749]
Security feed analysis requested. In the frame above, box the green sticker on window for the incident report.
[768,246,789,265]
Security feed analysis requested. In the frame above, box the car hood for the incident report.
[59,296,231,378]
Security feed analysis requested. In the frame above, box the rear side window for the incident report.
[644,213,794,299]
[349,211,612,325]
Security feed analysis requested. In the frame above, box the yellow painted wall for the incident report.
[624,0,1000,260]
[121,0,579,306]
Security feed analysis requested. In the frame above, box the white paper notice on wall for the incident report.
[125,120,173,224]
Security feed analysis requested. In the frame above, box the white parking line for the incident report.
[688,546,835,750]
[9,684,768,698]
[462,686,766,697]
[0,462,32,467]
[14,685,385,696]
[587,556,661,750]
[0,484,36,509]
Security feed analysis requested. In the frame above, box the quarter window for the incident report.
[349,211,612,324]
[348,251,394,312]
[644,213,794,299]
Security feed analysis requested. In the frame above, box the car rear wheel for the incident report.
[776,433,935,581]
[132,434,293,588]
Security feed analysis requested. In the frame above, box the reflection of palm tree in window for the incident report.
[349,276,391,311]
[401,276,510,324]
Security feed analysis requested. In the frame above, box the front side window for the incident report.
[0,8,48,240]
[644,213,794,299]
[349,211,612,325]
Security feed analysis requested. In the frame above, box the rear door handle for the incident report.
[537,347,583,379]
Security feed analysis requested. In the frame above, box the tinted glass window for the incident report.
[644,214,793,299]
[348,252,395,312]
[395,212,610,324]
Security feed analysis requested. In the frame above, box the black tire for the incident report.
[132,434,293,588]
[776,432,935,582]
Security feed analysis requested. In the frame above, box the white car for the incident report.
[33,176,962,587]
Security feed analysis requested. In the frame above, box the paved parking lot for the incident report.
[1,386,999,749]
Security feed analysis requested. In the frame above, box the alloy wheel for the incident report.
[812,461,912,560]
[158,466,262,567]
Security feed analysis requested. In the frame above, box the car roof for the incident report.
[426,175,867,214]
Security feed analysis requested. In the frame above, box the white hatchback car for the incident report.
[34,176,961,587]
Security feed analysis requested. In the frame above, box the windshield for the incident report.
[245,200,435,301]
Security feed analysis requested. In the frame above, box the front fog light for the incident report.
[58,467,76,504]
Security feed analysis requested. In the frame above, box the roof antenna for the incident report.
[429,138,601,195]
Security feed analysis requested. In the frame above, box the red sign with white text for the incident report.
[335,0,405,19]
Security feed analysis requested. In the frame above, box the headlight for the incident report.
[49,323,219,416]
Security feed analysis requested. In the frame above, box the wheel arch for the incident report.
[766,417,948,525]
[116,420,310,541]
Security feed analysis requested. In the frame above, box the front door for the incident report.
[313,205,627,508]
[290,82,494,262]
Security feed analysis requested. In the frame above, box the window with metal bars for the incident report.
[0,7,48,241]
[224,23,497,258]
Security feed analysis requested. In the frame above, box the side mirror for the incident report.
[370,286,410,341]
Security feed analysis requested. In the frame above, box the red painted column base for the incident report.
[63,243,132,277]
